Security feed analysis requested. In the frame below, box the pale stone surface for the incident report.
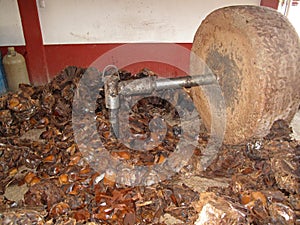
[20,128,46,141]
[4,183,28,202]
[178,176,230,193]
[160,213,185,225]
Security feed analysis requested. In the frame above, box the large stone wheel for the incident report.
[190,5,300,145]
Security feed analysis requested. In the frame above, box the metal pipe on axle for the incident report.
[105,73,216,137]
[155,73,216,90]
[118,73,216,96]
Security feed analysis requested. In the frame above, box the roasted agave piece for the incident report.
[0,95,8,109]
[0,208,45,225]
[193,192,248,225]
[7,94,39,121]
[24,180,65,209]
[41,85,55,114]
[50,66,84,91]
[0,110,13,126]
[271,152,299,194]
[19,83,36,98]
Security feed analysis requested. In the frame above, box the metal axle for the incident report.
[118,73,216,96]
[104,73,216,137]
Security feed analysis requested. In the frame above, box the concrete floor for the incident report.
[291,109,300,141]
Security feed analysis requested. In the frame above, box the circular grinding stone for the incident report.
[190,5,300,145]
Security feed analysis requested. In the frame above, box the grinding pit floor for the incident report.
[2,109,300,224]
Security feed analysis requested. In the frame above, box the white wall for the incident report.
[0,0,25,46]
[0,0,260,46]
[287,2,300,36]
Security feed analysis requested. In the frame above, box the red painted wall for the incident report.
[1,43,192,83]
[1,1,278,84]
[44,43,192,78]
[260,0,279,9]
